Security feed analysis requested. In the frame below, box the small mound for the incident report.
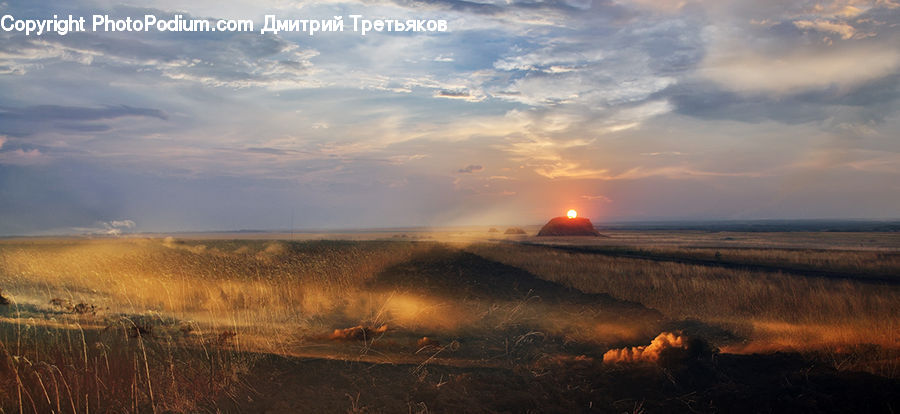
[0,288,8,306]
[487,228,499,233]
[537,217,600,237]
[504,227,527,235]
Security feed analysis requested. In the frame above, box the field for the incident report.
[0,230,899,412]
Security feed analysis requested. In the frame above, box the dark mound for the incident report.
[537,217,600,236]
[504,227,527,235]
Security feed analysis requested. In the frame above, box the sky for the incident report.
[1,0,899,235]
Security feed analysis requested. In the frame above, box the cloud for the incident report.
[0,104,168,137]
[391,0,505,16]
[0,35,102,74]
[641,151,684,156]
[0,148,48,166]
[386,0,629,24]
[804,0,898,19]
[532,161,611,179]
[492,49,678,107]
[666,71,900,127]
[793,148,900,174]
[493,47,604,73]
[458,164,485,173]
[581,194,612,203]
[245,147,291,155]
[793,19,864,39]
[700,46,900,95]
[0,7,320,89]
[0,104,166,122]
[474,12,699,122]
[434,89,486,102]
[694,2,900,100]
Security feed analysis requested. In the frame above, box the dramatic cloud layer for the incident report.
[1,0,899,234]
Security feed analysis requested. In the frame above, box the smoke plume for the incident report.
[603,332,686,364]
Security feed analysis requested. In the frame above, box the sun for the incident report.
[567,209,577,219]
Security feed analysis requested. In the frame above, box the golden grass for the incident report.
[3,237,898,354]
[0,234,898,411]
[1,238,432,335]
[0,238,445,412]
[465,243,900,364]
[628,245,900,276]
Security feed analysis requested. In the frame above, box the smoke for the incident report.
[107,220,136,229]
[603,332,686,364]
[66,219,137,236]
[100,219,136,236]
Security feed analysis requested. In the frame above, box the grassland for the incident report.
[0,231,898,412]
[466,243,900,362]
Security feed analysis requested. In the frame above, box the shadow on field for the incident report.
[368,245,661,317]
[351,245,669,354]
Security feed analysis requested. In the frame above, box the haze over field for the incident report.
[2,0,900,235]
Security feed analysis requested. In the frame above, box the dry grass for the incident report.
[0,238,441,411]
[550,230,900,250]
[0,234,898,411]
[465,243,900,375]
[0,315,254,413]
[0,238,630,411]
[0,238,436,342]
[628,245,900,276]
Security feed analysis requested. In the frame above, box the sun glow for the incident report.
[567,209,577,219]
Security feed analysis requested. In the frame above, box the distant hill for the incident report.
[537,217,601,236]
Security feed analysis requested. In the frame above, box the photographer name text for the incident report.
[1,14,448,36]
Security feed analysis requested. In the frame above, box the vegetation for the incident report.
[467,243,900,371]
[0,233,897,412]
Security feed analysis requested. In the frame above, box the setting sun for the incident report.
[567,209,577,219]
